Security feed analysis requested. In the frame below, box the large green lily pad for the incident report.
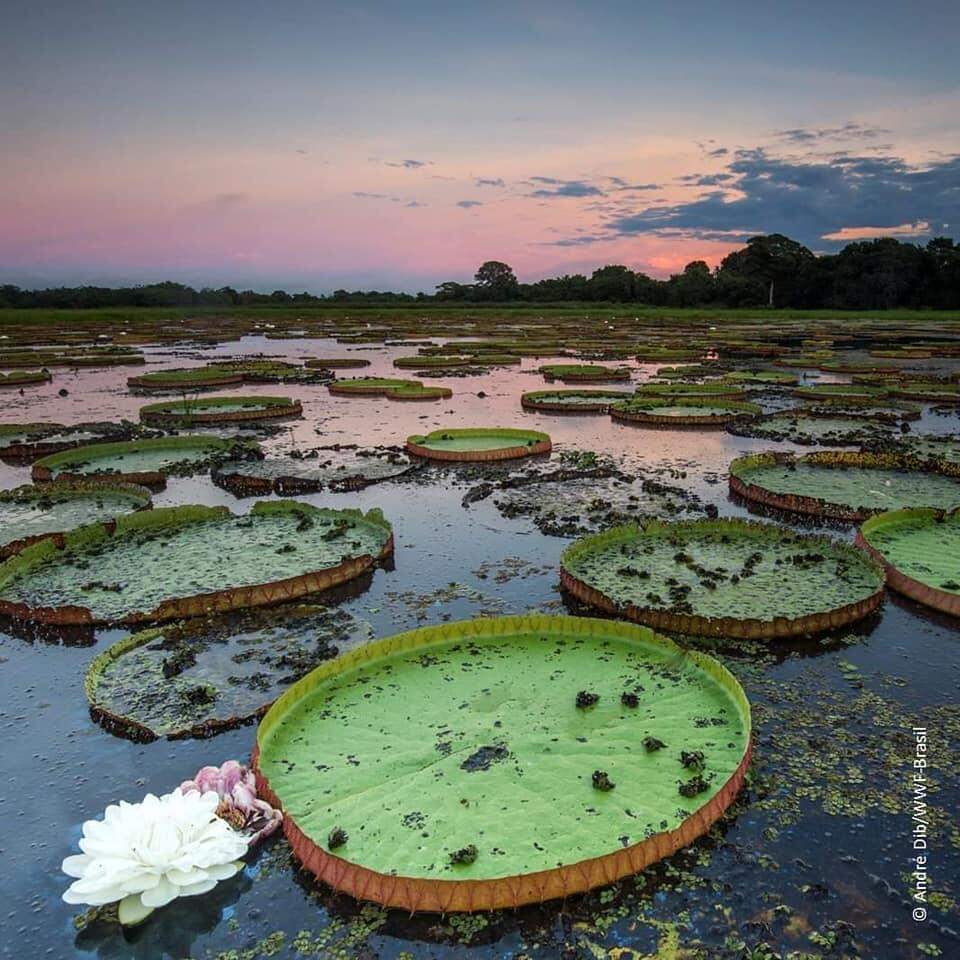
[520,389,633,412]
[730,451,960,519]
[255,614,750,895]
[86,604,372,740]
[727,413,892,446]
[858,508,960,598]
[407,428,551,461]
[0,481,151,557]
[30,435,258,485]
[539,363,631,382]
[611,398,760,426]
[139,395,300,425]
[561,519,884,638]
[0,501,392,625]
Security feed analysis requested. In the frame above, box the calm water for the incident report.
[1,336,957,959]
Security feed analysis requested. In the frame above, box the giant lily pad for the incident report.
[0,421,143,461]
[0,370,51,388]
[86,604,372,740]
[611,398,760,427]
[252,614,752,912]
[328,378,452,401]
[729,451,960,521]
[127,366,244,391]
[539,363,631,382]
[0,481,151,558]
[856,508,960,617]
[634,382,745,401]
[791,383,888,404]
[139,395,301,426]
[520,389,633,413]
[0,501,393,625]
[406,428,552,462]
[213,445,413,496]
[727,413,892,446]
[561,519,884,638]
[30,435,259,488]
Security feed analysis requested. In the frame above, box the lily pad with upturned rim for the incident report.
[30,435,260,488]
[0,500,394,626]
[85,603,373,740]
[406,428,552,462]
[539,364,632,383]
[252,613,752,912]
[729,450,960,521]
[856,507,960,617]
[610,398,761,428]
[560,518,885,639]
[138,395,302,426]
[520,389,634,413]
[0,481,152,558]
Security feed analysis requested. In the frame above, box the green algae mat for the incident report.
[560,519,884,639]
[139,395,301,425]
[253,614,751,912]
[520,389,633,412]
[86,604,372,740]
[406,428,551,462]
[30,435,256,486]
[730,451,960,521]
[0,481,151,558]
[857,508,960,617]
[0,501,393,626]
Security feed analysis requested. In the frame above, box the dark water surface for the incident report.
[1,337,957,959]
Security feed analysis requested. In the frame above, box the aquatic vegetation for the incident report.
[890,381,960,403]
[139,395,301,426]
[128,366,243,391]
[61,788,249,926]
[730,450,960,520]
[792,383,888,403]
[0,420,145,461]
[561,518,885,638]
[180,761,282,845]
[406,427,552,462]
[213,444,413,496]
[304,356,371,369]
[394,354,473,368]
[0,481,151,558]
[85,603,369,739]
[0,501,393,625]
[721,369,798,386]
[610,397,761,427]
[328,376,452,400]
[520,388,633,412]
[253,614,751,911]
[538,363,632,382]
[634,381,745,400]
[30,435,259,487]
[0,369,52,387]
[727,412,892,446]
[857,507,960,616]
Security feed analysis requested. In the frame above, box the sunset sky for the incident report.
[2,1,958,292]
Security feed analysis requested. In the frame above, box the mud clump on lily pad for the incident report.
[252,613,751,912]
[0,500,393,625]
[561,517,885,639]
[85,603,372,740]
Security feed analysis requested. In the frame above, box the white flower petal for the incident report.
[117,895,155,926]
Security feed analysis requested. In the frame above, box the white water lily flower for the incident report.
[62,788,248,925]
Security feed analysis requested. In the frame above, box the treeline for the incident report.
[438,235,960,310]
[3,234,960,310]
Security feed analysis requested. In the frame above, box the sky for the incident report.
[1,0,959,293]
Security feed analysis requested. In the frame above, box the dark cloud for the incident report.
[774,121,890,144]
[405,200,427,208]
[606,176,659,192]
[706,147,729,157]
[456,200,483,208]
[608,148,960,248]
[353,191,392,200]
[677,173,735,186]
[475,177,505,187]
[529,178,605,198]
[384,159,432,169]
